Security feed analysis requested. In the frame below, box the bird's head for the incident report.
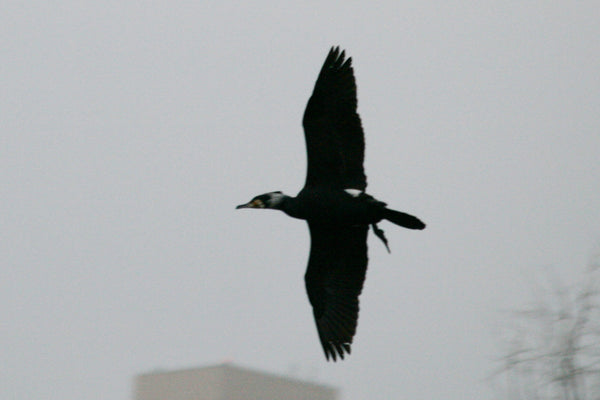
[236,191,287,210]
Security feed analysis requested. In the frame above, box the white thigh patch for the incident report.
[344,189,363,198]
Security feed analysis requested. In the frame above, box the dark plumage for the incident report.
[237,47,425,361]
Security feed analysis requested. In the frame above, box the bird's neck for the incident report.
[278,195,303,219]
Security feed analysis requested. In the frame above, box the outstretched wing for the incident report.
[302,47,366,191]
[304,222,369,361]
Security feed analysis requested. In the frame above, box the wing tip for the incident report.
[323,340,352,362]
[326,46,352,69]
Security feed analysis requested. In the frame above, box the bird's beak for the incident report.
[236,199,264,209]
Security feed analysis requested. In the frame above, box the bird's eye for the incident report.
[253,199,264,208]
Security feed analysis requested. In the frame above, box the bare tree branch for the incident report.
[493,255,600,400]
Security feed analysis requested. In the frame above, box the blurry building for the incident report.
[134,363,338,400]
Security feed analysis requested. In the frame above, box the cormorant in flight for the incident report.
[237,47,425,361]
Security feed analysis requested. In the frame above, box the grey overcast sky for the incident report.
[2,1,599,399]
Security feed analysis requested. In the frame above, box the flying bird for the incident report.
[237,47,425,361]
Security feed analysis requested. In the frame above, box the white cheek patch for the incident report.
[344,189,363,198]
[268,192,285,206]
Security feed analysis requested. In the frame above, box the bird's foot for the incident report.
[371,223,390,253]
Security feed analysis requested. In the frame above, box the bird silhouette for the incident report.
[237,47,425,361]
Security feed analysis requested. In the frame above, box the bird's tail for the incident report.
[383,208,426,230]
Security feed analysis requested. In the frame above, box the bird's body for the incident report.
[237,47,425,361]
[279,188,384,224]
